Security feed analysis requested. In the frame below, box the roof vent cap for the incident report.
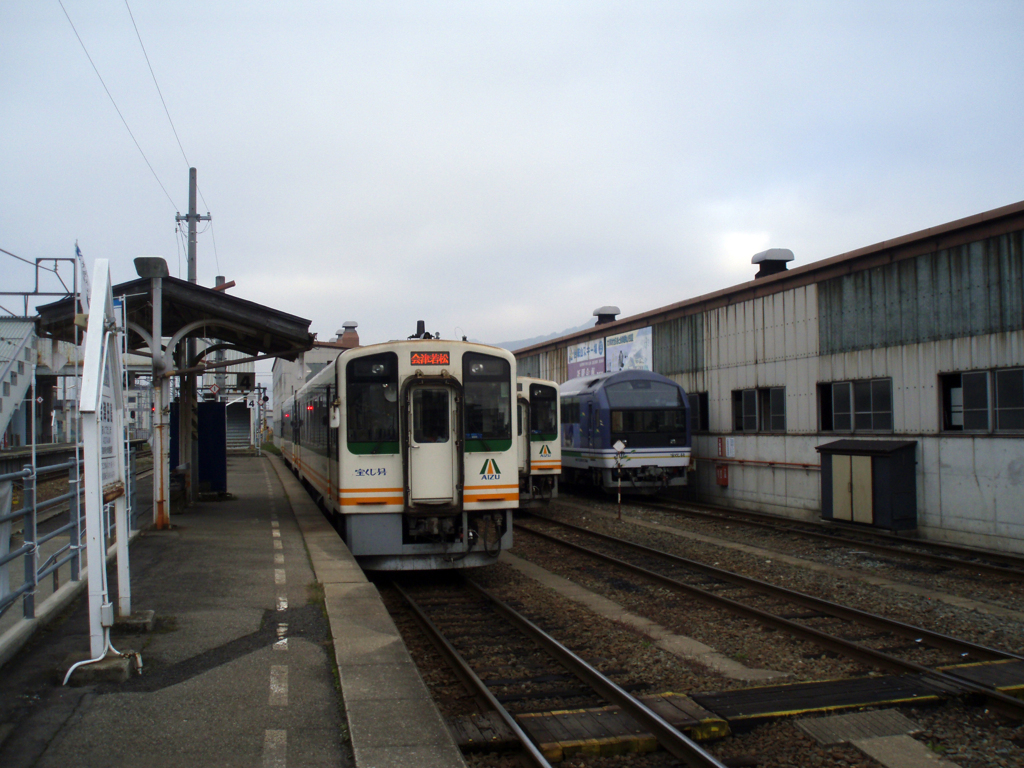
[752,248,794,279]
[593,306,620,325]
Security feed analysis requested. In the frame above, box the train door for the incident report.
[408,386,457,503]
[517,399,528,476]
[327,385,339,516]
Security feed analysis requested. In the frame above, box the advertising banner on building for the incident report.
[567,338,605,379]
[605,326,652,372]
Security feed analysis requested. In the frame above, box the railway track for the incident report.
[517,515,1024,722]
[631,496,1024,582]
[391,574,731,767]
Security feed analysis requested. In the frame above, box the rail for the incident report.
[395,574,728,768]
[640,498,1024,581]
[518,517,1024,722]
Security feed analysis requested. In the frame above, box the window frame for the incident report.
[819,377,893,434]
[940,367,1024,433]
[732,387,786,433]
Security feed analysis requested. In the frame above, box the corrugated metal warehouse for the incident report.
[515,200,1024,554]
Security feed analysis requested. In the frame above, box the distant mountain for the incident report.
[487,319,596,351]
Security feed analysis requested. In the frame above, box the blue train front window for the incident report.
[605,380,683,408]
[606,378,688,445]
[611,409,688,433]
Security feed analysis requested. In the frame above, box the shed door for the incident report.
[832,455,852,521]
[832,454,874,524]
[851,455,874,524]
[409,388,456,503]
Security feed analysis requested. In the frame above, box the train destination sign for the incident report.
[410,351,450,366]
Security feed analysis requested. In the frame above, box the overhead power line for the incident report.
[58,0,179,210]
[123,0,220,276]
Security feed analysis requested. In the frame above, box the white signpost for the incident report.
[77,260,133,663]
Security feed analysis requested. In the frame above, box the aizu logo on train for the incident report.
[480,459,501,480]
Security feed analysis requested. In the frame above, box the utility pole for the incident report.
[175,168,211,505]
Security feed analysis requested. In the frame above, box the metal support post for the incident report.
[81,413,108,657]
[129,447,138,531]
[22,465,36,619]
[151,274,170,529]
[69,459,81,581]
[114,426,131,619]
[175,168,209,505]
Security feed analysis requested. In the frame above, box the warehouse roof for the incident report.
[515,198,1024,357]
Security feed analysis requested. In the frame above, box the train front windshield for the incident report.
[605,379,688,439]
[463,353,512,449]
[529,384,558,437]
[347,353,399,453]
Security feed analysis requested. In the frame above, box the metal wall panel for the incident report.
[518,353,540,379]
[820,232,1024,354]
[652,314,703,376]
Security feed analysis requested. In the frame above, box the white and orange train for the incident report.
[281,334,517,570]
[516,376,561,506]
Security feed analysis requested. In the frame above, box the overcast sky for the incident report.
[4,2,1023,356]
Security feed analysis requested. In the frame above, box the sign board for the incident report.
[567,338,605,379]
[605,326,652,372]
[411,351,450,366]
[79,259,132,657]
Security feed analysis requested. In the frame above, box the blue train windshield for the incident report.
[605,380,683,408]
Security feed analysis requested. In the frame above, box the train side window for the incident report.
[561,398,580,424]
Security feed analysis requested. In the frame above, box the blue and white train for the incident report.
[560,370,692,493]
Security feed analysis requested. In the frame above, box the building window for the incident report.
[943,368,1024,432]
[996,368,1024,430]
[820,378,892,432]
[732,387,785,432]
[688,392,709,433]
[940,371,989,431]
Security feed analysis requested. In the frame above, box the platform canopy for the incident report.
[36,275,314,362]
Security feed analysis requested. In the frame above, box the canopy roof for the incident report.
[36,275,314,362]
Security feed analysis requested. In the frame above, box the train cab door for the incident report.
[517,399,529,476]
[408,386,457,504]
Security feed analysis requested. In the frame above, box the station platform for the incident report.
[0,454,466,768]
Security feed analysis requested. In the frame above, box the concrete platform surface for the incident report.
[269,455,467,768]
[0,456,352,768]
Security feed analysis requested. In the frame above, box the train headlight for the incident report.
[470,363,484,374]
[371,364,385,374]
